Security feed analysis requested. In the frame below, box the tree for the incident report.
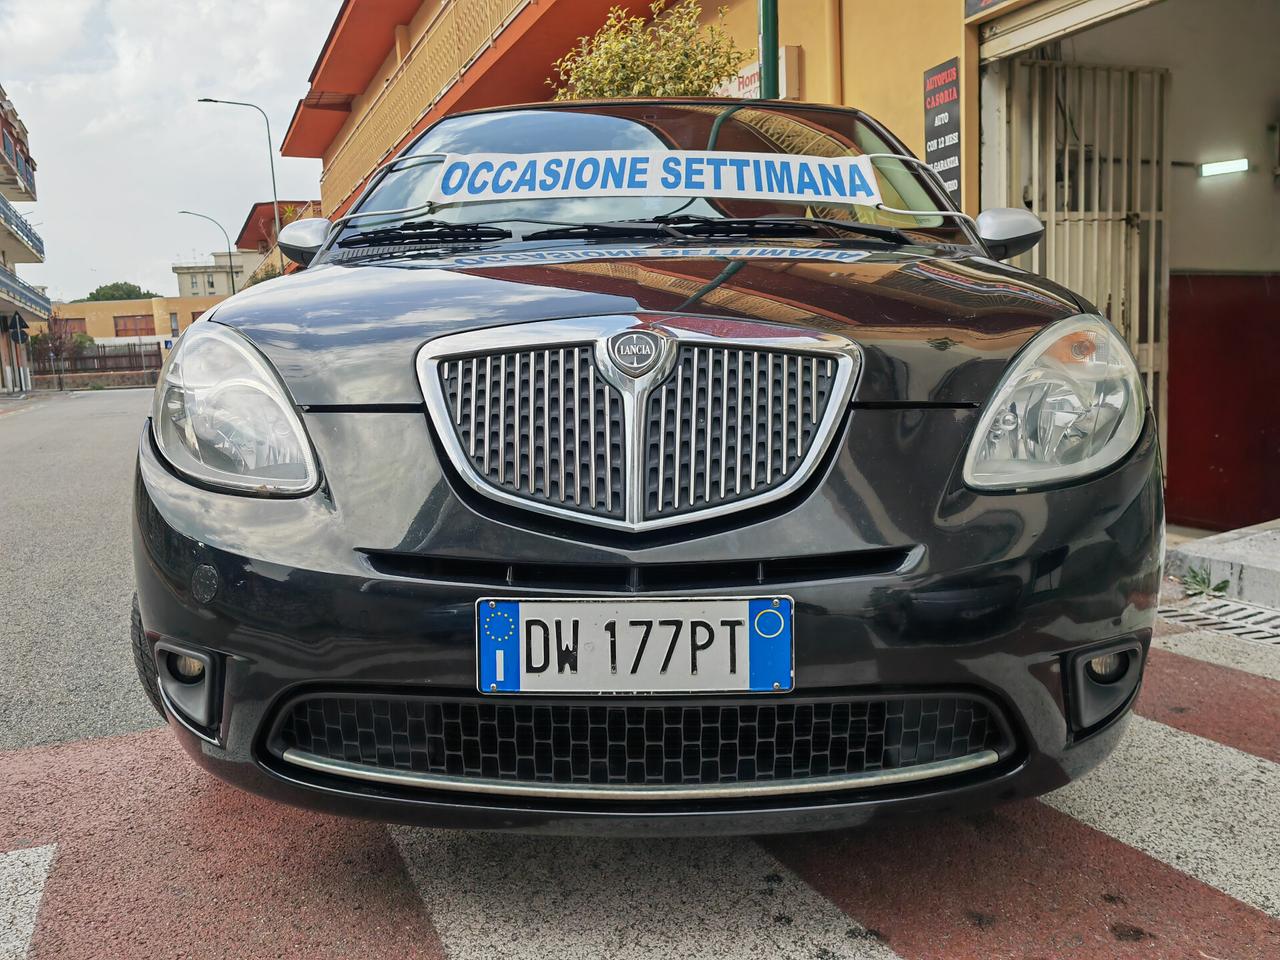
[548,0,749,101]
[76,281,160,302]
[30,311,94,389]
[245,261,281,287]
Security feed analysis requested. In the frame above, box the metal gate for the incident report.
[994,59,1170,451]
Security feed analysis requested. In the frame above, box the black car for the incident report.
[132,99,1163,835]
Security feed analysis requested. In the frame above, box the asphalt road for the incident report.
[1,390,1278,959]
[0,389,161,751]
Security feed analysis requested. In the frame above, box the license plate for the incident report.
[476,597,793,695]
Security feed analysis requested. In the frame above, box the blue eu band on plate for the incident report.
[476,597,794,695]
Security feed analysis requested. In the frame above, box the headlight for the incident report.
[963,315,1145,490]
[152,321,318,495]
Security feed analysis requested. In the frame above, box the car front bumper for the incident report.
[132,406,1163,835]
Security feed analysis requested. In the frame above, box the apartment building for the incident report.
[38,295,225,347]
[281,0,622,218]
[0,81,49,394]
[234,199,321,282]
[171,249,263,298]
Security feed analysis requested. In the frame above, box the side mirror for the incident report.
[277,217,332,267]
[976,208,1044,261]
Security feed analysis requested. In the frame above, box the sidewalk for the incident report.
[1168,518,1280,608]
[0,393,35,417]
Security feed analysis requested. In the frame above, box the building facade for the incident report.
[281,0,626,217]
[25,295,225,390]
[171,249,263,298]
[281,0,1278,530]
[35,295,225,347]
[0,82,49,394]
[234,199,322,282]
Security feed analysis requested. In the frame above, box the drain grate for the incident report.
[1159,598,1280,644]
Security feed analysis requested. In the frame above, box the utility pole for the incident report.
[758,0,779,99]
[198,98,283,270]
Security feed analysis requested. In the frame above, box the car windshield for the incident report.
[330,101,972,248]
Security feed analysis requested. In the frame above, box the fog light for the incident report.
[155,642,218,730]
[1085,652,1127,683]
[1070,641,1143,733]
[168,652,206,684]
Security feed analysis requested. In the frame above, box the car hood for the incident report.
[211,244,1084,406]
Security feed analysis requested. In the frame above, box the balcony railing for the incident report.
[0,129,36,195]
[0,265,51,318]
[0,191,44,258]
[319,0,530,213]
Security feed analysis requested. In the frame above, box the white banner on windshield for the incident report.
[427,150,883,208]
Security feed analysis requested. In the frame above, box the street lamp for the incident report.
[178,210,236,295]
[197,97,282,267]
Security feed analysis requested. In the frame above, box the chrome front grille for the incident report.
[645,347,837,518]
[439,347,625,517]
[420,316,860,531]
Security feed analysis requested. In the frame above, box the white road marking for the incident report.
[1045,715,1280,917]
[0,844,55,960]
[1156,628,1280,683]
[392,829,901,960]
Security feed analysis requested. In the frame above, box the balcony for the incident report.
[0,265,51,319]
[315,0,532,213]
[0,126,37,201]
[0,191,44,262]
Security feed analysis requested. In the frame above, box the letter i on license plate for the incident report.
[476,597,793,694]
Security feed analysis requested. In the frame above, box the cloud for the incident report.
[0,0,342,300]
[0,0,104,71]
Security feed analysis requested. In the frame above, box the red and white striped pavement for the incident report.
[2,619,1278,960]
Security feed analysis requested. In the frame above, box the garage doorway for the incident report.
[989,58,1170,452]
[980,0,1280,531]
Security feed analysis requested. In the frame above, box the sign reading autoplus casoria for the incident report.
[427,151,883,208]
[923,58,962,206]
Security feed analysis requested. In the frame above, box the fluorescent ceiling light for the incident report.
[1199,158,1249,177]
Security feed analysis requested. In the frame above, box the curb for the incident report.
[1169,518,1280,609]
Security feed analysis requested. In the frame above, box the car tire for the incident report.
[131,594,166,718]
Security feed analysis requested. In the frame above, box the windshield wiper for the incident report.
[337,219,513,249]
[518,221,678,241]
[335,213,913,252]
[649,214,913,245]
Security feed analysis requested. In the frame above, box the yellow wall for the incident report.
[35,295,225,340]
[707,0,844,104]
[704,0,978,211]
[839,0,958,154]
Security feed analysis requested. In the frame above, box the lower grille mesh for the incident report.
[275,693,1008,789]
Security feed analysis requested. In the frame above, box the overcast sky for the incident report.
[2,0,343,302]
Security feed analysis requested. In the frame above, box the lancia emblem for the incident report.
[607,330,662,377]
